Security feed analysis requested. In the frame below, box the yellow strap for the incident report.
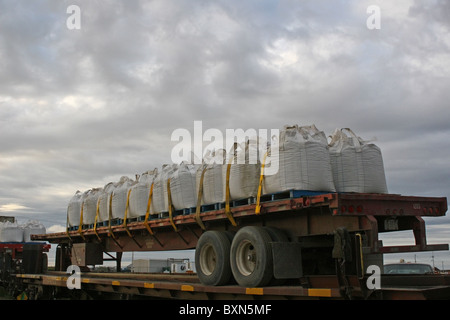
[66,208,72,241]
[167,178,178,232]
[94,198,101,241]
[255,152,268,215]
[225,158,237,227]
[122,189,143,248]
[195,167,207,230]
[356,233,364,279]
[78,201,86,240]
[144,183,154,235]
[123,189,133,238]
[108,193,117,240]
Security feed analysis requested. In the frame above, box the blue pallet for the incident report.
[100,190,332,227]
[95,221,108,227]
[201,202,226,212]
[230,197,255,207]
[108,218,122,226]
[260,189,329,202]
[137,214,159,222]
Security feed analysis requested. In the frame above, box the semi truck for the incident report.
[5,189,450,300]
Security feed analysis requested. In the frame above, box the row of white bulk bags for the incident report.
[0,220,46,242]
[65,125,388,227]
[195,141,261,206]
[329,128,388,193]
[128,169,158,218]
[263,125,336,194]
[67,176,138,227]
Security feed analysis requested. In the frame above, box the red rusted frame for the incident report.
[32,193,448,254]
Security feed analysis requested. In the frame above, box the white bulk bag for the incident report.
[67,190,89,227]
[329,128,388,193]
[0,221,24,242]
[22,220,46,242]
[263,125,336,194]
[228,140,260,200]
[97,182,117,223]
[111,176,137,220]
[82,187,103,225]
[152,164,177,214]
[196,150,227,205]
[170,162,200,210]
[129,169,158,218]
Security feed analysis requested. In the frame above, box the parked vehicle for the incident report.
[384,263,434,275]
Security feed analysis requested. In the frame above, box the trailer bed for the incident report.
[16,271,450,300]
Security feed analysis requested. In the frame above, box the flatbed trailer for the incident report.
[21,191,450,300]
[16,271,450,300]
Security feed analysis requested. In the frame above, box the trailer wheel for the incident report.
[195,231,232,286]
[230,226,273,287]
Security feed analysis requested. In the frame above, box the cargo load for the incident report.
[65,124,389,227]
[128,169,158,218]
[111,176,137,220]
[22,220,46,242]
[97,182,117,223]
[0,221,24,242]
[152,164,177,214]
[82,187,103,225]
[263,125,336,194]
[228,140,260,200]
[67,190,89,227]
[170,162,199,210]
[329,128,388,193]
[196,150,227,205]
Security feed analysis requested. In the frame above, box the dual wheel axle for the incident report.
[195,226,288,287]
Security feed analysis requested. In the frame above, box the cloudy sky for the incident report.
[1,0,449,265]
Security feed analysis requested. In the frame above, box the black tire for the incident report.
[230,226,273,287]
[264,227,288,243]
[195,231,232,286]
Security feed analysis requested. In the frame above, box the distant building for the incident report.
[129,258,194,273]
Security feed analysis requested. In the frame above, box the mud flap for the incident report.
[272,242,303,279]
